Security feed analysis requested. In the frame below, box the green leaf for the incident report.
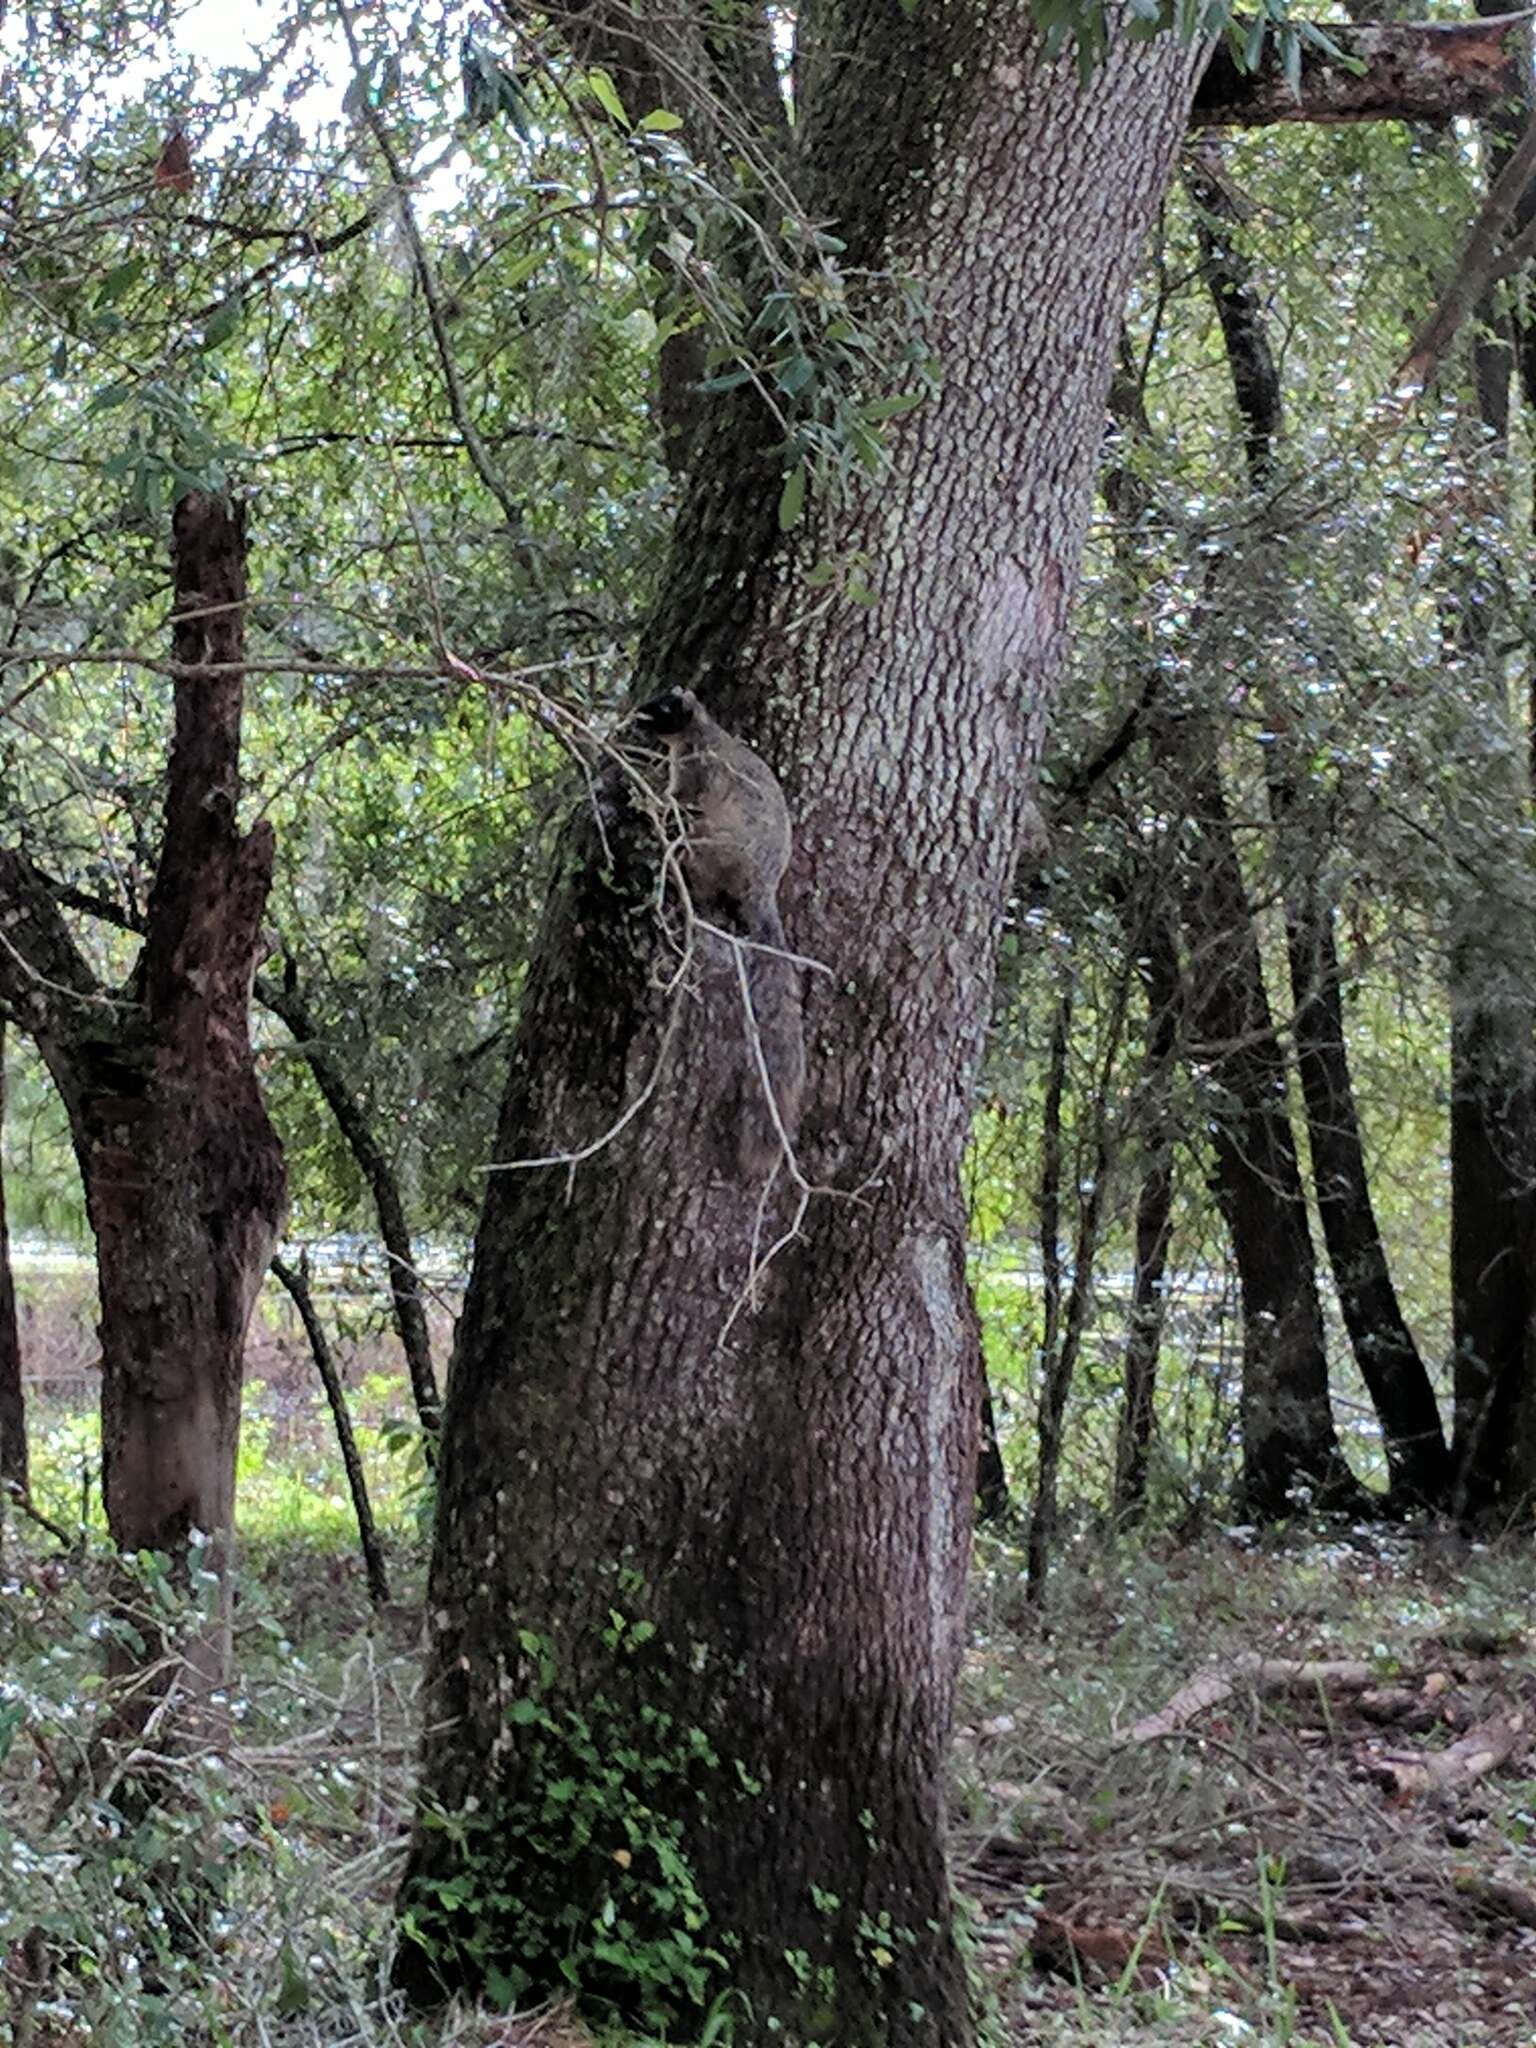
[501,249,547,291]
[775,353,816,398]
[777,461,807,532]
[862,392,924,422]
[587,68,630,127]
[275,1944,311,2017]
[1282,25,1301,97]
[86,379,135,415]
[639,108,684,132]
[202,295,242,349]
[96,257,143,306]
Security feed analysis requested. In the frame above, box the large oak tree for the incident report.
[395,3,1535,2036]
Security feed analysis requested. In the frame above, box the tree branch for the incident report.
[258,972,442,1445]
[1192,13,1527,127]
[0,849,106,1039]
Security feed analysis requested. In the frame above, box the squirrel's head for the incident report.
[632,687,700,738]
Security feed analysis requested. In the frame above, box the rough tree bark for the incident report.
[0,495,284,1648]
[394,5,1209,2038]
[0,1023,27,1515]
[1189,145,1451,1508]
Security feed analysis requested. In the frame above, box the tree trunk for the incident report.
[270,1253,389,1608]
[1286,899,1450,1505]
[0,1023,28,1517]
[0,495,284,1661]
[1026,992,1071,1600]
[1114,904,1181,1521]
[1439,46,1536,1519]
[395,8,1208,2038]
[975,1371,1013,1528]
[1174,730,1360,1517]
[258,974,440,1445]
[1189,147,1449,1508]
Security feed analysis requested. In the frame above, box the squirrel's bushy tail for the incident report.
[734,911,805,1181]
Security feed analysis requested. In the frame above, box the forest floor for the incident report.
[1,1366,1533,2046]
[959,1528,1536,2048]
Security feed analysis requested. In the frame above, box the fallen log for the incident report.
[1128,1653,1375,1742]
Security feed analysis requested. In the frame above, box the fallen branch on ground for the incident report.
[1128,1653,1376,1742]
[1368,1709,1527,1800]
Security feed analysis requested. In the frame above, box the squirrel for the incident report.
[633,687,805,1179]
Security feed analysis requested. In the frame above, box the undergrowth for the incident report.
[3,1418,1533,2047]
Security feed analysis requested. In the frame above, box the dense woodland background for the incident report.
[2,1,1536,2044]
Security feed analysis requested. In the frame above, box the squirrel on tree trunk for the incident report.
[634,688,805,1180]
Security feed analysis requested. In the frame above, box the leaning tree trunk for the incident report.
[258,975,440,1445]
[1189,148,1450,1508]
[0,1023,27,1517]
[0,494,284,1667]
[394,8,1208,2040]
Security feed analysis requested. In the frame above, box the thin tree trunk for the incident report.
[975,1372,1012,1527]
[0,494,285,1684]
[1027,993,1071,1598]
[1114,905,1181,1521]
[395,10,1210,2037]
[258,976,440,1445]
[270,1253,389,1609]
[1442,2,1536,1521]
[0,1022,28,1518]
[1190,146,1450,1508]
[1437,40,1536,1520]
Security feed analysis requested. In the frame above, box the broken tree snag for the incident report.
[1191,14,1525,128]
[93,491,286,1611]
[1128,1652,1375,1741]
[0,495,284,1701]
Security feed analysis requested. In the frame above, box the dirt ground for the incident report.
[958,1530,1536,2048]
